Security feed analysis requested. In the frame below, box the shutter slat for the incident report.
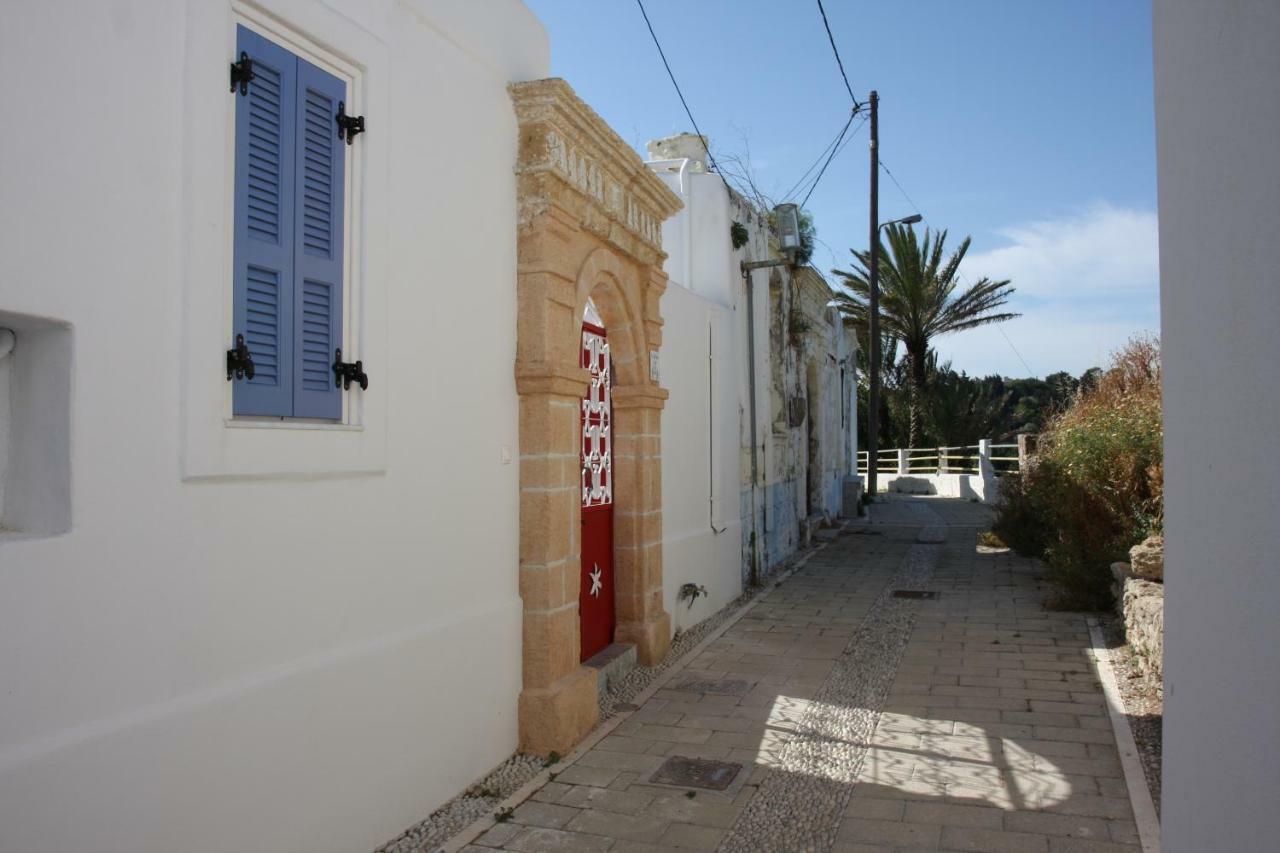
[292,58,346,419]
[232,25,296,416]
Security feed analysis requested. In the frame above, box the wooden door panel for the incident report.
[579,320,615,661]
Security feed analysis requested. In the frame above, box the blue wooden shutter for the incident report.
[292,58,346,419]
[232,25,297,416]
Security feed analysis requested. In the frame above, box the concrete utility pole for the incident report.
[866,90,881,499]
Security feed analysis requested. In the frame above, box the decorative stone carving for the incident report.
[511,78,679,264]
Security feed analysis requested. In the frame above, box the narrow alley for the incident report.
[463,498,1141,853]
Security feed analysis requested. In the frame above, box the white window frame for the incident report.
[178,0,389,480]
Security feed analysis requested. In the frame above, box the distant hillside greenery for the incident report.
[854,334,1102,450]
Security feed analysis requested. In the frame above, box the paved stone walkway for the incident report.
[466,497,1141,852]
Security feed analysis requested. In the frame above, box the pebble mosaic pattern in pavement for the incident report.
[459,497,1145,853]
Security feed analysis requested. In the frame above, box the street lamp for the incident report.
[886,214,922,228]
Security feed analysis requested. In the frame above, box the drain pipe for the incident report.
[745,272,762,586]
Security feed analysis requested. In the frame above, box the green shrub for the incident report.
[992,337,1162,610]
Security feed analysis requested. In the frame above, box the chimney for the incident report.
[646,133,710,172]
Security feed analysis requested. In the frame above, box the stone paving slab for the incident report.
[468,498,1141,853]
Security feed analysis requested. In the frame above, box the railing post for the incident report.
[1017,433,1036,472]
[978,439,994,480]
[897,448,909,475]
[937,447,945,474]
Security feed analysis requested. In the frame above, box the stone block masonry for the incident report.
[511,78,682,756]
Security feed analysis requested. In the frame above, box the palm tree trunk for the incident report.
[908,347,928,448]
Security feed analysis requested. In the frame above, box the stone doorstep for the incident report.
[584,643,637,698]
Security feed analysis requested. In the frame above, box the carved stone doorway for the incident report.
[510,79,682,755]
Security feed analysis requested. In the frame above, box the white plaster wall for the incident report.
[1154,1,1280,849]
[651,159,743,629]
[658,283,742,630]
[0,3,548,852]
[687,176,734,307]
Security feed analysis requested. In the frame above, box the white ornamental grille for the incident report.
[581,325,612,508]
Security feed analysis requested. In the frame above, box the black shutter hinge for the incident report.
[227,334,255,381]
[335,101,365,145]
[230,52,255,96]
[332,348,369,390]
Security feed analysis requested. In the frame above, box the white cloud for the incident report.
[930,204,1160,377]
[963,203,1159,299]
[932,311,1159,378]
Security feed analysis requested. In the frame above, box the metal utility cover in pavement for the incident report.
[892,590,939,600]
[672,678,753,696]
[650,756,743,791]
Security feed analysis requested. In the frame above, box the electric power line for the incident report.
[799,113,868,209]
[877,158,924,221]
[782,114,853,201]
[634,0,722,175]
[877,156,1036,377]
[816,0,862,111]
[995,324,1036,377]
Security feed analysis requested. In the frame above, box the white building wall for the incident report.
[657,284,742,629]
[650,160,743,628]
[649,140,856,604]
[0,3,548,853]
[1154,2,1280,851]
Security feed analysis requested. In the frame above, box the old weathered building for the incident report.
[646,134,858,606]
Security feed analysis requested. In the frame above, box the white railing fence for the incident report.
[856,435,1032,477]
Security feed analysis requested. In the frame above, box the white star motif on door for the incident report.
[588,565,603,598]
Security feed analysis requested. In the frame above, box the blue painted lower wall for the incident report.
[739,480,802,586]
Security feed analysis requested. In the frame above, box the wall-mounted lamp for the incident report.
[741,203,802,277]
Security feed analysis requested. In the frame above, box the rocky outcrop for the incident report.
[1129,535,1164,581]
[1123,578,1164,680]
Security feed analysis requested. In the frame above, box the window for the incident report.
[231,24,346,419]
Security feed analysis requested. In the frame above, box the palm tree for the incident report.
[834,224,1017,448]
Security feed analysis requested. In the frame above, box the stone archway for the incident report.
[510,79,682,755]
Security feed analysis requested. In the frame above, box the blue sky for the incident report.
[524,0,1159,379]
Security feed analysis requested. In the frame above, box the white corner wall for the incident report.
[659,283,742,630]
[0,3,548,852]
[1154,1,1280,850]
[651,160,743,629]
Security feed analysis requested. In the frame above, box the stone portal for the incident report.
[510,78,682,755]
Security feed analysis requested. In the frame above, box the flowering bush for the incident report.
[992,337,1162,609]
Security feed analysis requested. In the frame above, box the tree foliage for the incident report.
[834,225,1017,446]
[851,349,1090,452]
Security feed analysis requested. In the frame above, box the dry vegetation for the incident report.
[993,337,1163,609]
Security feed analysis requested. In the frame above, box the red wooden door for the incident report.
[580,318,615,661]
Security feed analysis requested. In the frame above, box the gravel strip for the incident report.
[600,585,764,720]
[1097,614,1163,815]
[717,527,944,852]
[373,755,547,853]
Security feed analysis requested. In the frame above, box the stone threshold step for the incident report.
[584,642,637,698]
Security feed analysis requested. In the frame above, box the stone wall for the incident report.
[1123,578,1165,680]
[1113,535,1165,680]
